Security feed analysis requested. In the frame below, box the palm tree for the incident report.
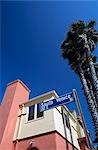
[61,20,98,142]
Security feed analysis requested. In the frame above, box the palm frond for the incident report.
[87,20,96,28]
[61,20,98,63]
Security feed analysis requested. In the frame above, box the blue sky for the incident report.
[1,0,98,143]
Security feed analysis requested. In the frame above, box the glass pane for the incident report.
[28,105,35,121]
[64,114,70,128]
[37,104,43,118]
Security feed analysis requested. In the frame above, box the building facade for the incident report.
[0,80,91,150]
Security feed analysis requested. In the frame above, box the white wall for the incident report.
[13,91,86,150]
[62,106,80,149]
[70,118,80,150]
[17,105,56,139]
[53,107,65,137]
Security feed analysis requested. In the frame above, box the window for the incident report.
[28,105,35,121]
[37,103,43,118]
[64,114,70,128]
[28,104,44,121]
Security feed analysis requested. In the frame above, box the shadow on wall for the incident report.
[27,146,39,150]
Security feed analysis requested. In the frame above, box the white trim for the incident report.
[44,96,55,102]
[25,107,29,123]
[21,90,59,106]
[26,104,44,123]
[34,104,37,119]
[30,90,59,101]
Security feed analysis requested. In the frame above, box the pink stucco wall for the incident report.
[14,132,57,150]
[78,137,90,150]
[0,80,30,150]
[0,80,90,150]
[13,132,79,150]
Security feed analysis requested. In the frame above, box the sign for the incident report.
[39,92,74,112]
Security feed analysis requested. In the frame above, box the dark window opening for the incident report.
[28,105,35,121]
[37,104,43,118]
[64,114,70,128]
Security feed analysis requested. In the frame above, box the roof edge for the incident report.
[7,79,30,93]
[19,90,59,106]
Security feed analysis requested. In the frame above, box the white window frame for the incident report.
[26,104,44,123]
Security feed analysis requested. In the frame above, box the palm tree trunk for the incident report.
[78,66,98,138]
[86,79,98,110]
[86,50,98,107]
